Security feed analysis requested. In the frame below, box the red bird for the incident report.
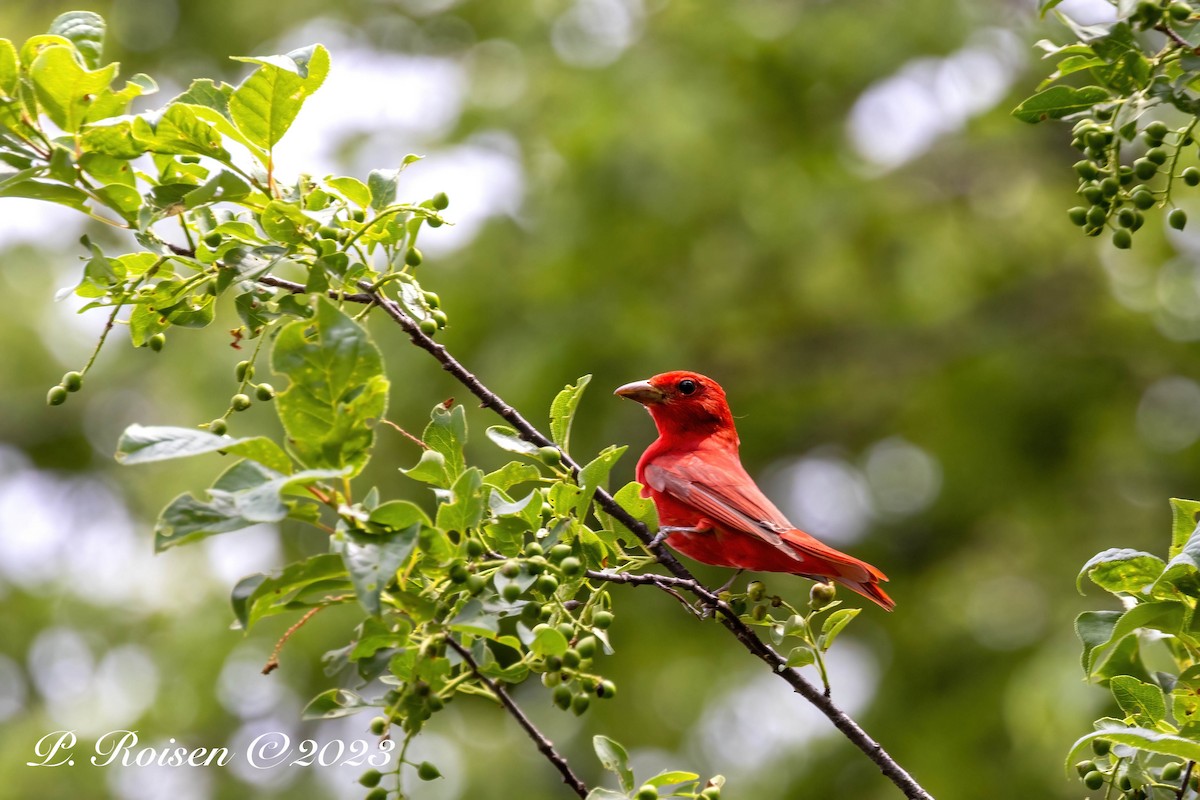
[616,371,894,611]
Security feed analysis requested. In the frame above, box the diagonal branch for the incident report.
[255,273,935,800]
[444,636,588,798]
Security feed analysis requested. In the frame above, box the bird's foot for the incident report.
[646,525,705,553]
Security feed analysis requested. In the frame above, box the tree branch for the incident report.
[444,636,589,798]
[255,273,935,800]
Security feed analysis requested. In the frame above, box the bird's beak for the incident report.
[614,379,665,405]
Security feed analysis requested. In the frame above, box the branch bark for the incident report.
[255,273,935,800]
[445,636,589,798]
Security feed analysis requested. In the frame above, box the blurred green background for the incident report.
[3,0,1198,798]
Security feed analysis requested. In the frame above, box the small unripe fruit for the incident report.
[419,318,438,336]
[571,692,590,715]
[423,291,440,308]
[1170,1,1192,21]
[318,225,340,240]
[427,217,443,227]
[1132,190,1156,209]
[536,574,559,595]
[255,383,275,401]
[545,653,563,672]
[701,788,721,800]
[553,684,572,709]
[1145,121,1170,142]
[1075,760,1096,777]
[365,788,388,800]
[231,393,252,411]
[549,544,572,562]
[1112,229,1132,249]
[1184,167,1200,186]
[1116,208,1137,228]
[1081,184,1104,204]
[432,192,449,210]
[562,648,582,669]
[149,333,166,352]
[1099,177,1119,197]
[351,209,366,222]
[560,556,583,577]
[432,309,448,328]
[405,247,423,267]
[538,446,563,466]
[597,679,616,698]
[502,582,522,602]
[1074,160,1099,180]
[466,538,485,558]
[466,574,486,594]
[209,419,228,436]
[751,604,767,621]
[62,371,83,392]
[1086,206,1107,227]
[525,541,544,556]
[1134,158,1157,180]
[1119,775,1132,791]
[1084,771,1105,790]
[1147,147,1168,165]
[1068,206,1088,226]
[501,559,521,578]
[542,669,562,688]
[47,385,68,406]
[359,768,383,787]
[592,610,614,629]
[810,582,837,609]
[236,360,252,381]
[203,231,222,248]
[577,636,597,659]
[747,581,766,601]
[1092,738,1112,756]
[636,786,658,800]
[526,555,547,573]
[417,761,441,781]
[449,562,470,583]
[1170,208,1188,230]
[557,622,576,639]
[1163,761,1183,781]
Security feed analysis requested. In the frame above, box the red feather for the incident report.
[617,371,894,611]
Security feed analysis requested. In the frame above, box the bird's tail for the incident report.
[780,529,895,612]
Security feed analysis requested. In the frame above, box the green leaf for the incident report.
[1110,675,1166,724]
[436,468,485,534]
[424,402,468,479]
[1170,498,1200,557]
[530,625,569,657]
[272,298,389,476]
[260,199,313,244]
[645,770,700,789]
[486,425,539,456]
[369,500,431,531]
[787,645,816,667]
[550,375,591,452]
[368,168,399,211]
[170,78,234,116]
[232,553,350,629]
[576,445,626,517]
[483,461,542,492]
[29,44,117,132]
[612,481,658,529]
[1078,548,1166,595]
[819,607,860,651]
[592,735,634,795]
[1076,610,1121,675]
[229,44,329,150]
[302,688,367,720]
[1011,85,1110,123]
[1066,727,1200,770]
[49,11,105,69]
[1078,602,1187,677]
[326,176,370,207]
[115,424,292,473]
[585,791,628,800]
[403,449,451,487]
[0,39,18,98]
[450,598,502,638]
[335,524,420,616]
[1153,525,1200,599]
[0,178,89,211]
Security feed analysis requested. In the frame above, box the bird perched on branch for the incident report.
[615,371,894,611]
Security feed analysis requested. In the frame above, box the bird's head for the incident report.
[614,371,736,441]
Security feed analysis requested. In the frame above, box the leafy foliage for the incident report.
[1018,0,1200,247]
[1070,498,1200,798]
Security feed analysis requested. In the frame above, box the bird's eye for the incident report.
[677,379,697,395]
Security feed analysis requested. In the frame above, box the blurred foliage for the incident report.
[5,1,1200,799]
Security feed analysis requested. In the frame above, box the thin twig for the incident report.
[252,273,935,800]
[1158,23,1200,55]
[444,636,588,798]
[262,603,333,675]
[1177,760,1194,800]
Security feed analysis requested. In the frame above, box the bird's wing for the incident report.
[644,446,882,582]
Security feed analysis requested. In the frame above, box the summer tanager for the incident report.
[616,371,894,611]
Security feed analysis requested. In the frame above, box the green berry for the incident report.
[1116,207,1137,228]
[1068,206,1088,226]
[364,788,388,800]
[405,247,423,267]
[466,574,486,594]
[1163,762,1183,781]
[502,582,522,602]
[369,715,388,735]
[526,555,547,574]
[1092,738,1112,756]
[751,604,767,621]
[577,636,598,659]
[571,692,590,715]
[1081,184,1104,204]
[417,761,441,781]
[1086,205,1107,227]
[1185,167,1200,186]
[1145,120,1170,142]
[538,446,563,466]
[525,541,544,557]
[203,231,222,248]
[209,419,228,436]
[359,768,383,787]
[560,556,583,577]
[62,371,83,392]
[1084,770,1105,791]
[810,582,837,609]
[1118,165,1134,186]
[466,538,485,558]
[47,385,68,406]
[542,669,562,688]
[562,648,582,669]
[1170,1,1192,20]
[597,679,617,698]
[549,544,572,562]
[1074,160,1099,180]
[501,559,521,578]
[1119,775,1133,791]
[419,318,438,336]
[431,192,449,210]
[255,383,275,401]
[1170,208,1188,230]
[701,788,721,800]
[432,309,448,328]
[427,217,443,228]
[636,786,658,800]
[556,622,576,639]
[536,574,559,595]
[1147,147,1169,165]
[1132,189,1156,209]
[747,581,766,601]
[148,333,166,352]
[318,225,340,240]
[235,360,252,381]
[423,291,440,308]
[553,684,572,709]
[1112,229,1132,249]
[592,610,614,629]
[1075,760,1096,778]
[231,393,252,411]
[1099,177,1120,197]
[544,653,563,672]
[351,209,366,222]
[1134,157,1157,180]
